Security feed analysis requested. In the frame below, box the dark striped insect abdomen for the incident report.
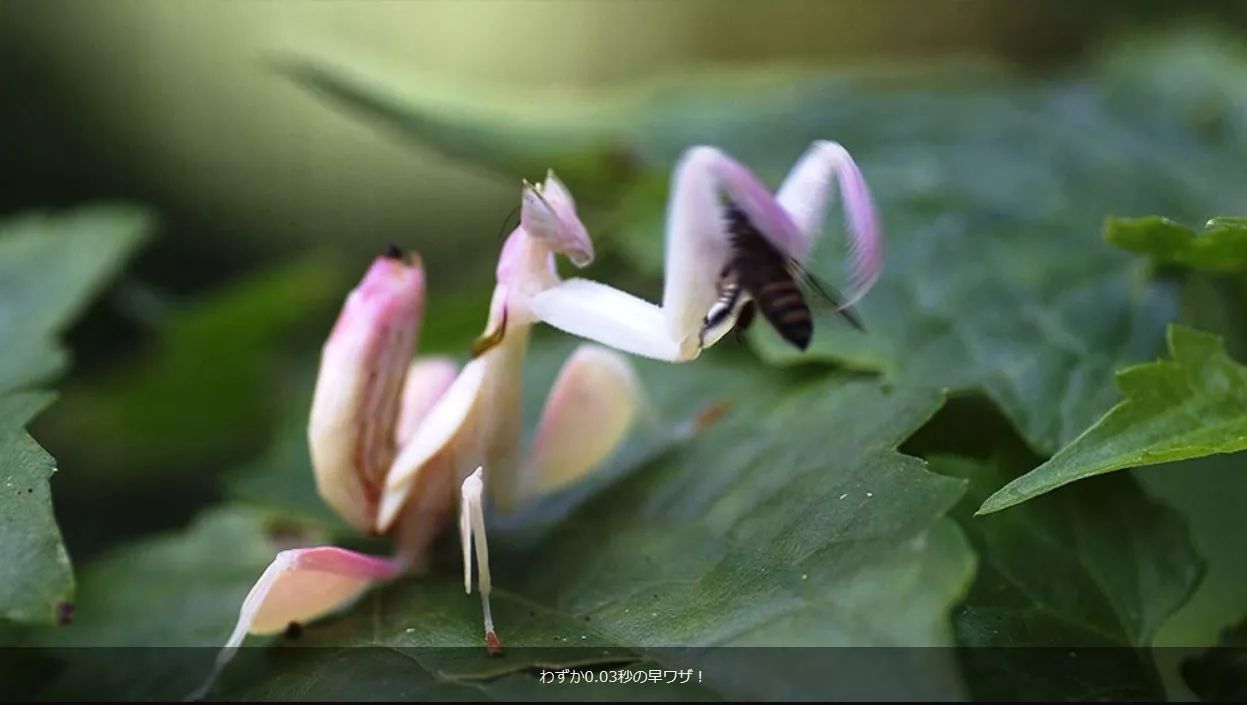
[724,205,813,350]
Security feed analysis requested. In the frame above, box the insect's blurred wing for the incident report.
[787,261,866,332]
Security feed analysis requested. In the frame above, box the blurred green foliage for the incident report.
[1107,215,1247,272]
[0,205,149,624]
[5,5,1247,702]
[43,255,349,484]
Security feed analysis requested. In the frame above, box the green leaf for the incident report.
[223,362,971,699]
[0,204,150,625]
[22,507,294,648]
[933,454,1203,699]
[0,393,69,625]
[281,51,1247,457]
[1107,215,1247,272]
[41,255,350,483]
[980,325,1247,514]
[226,647,721,701]
[223,360,355,534]
[0,204,152,396]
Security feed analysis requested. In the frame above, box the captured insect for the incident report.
[700,201,864,350]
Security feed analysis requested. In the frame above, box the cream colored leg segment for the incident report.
[530,279,692,362]
[460,468,496,642]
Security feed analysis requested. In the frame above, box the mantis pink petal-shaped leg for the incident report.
[516,343,641,505]
[191,548,405,699]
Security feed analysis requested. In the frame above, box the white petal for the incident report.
[394,357,458,448]
[377,358,487,532]
[517,344,640,505]
[531,279,698,362]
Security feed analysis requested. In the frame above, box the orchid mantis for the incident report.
[201,138,882,698]
[196,172,639,697]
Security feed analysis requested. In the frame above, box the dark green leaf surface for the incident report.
[980,326,1247,513]
[0,204,150,624]
[0,393,67,625]
[934,455,1202,699]
[1140,456,1247,649]
[738,78,1232,456]
[1181,613,1247,702]
[222,359,972,700]
[224,361,354,534]
[1136,454,1247,699]
[15,341,974,700]
[1108,215,1247,272]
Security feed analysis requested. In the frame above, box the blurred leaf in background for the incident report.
[1180,611,1247,701]
[1107,215,1247,272]
[7,0,1198,273]
[43,255,349,482]
[28,254,354,559]
[0,204,150,624]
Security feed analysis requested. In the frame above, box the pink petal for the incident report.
[235,547,403,637]
[309,252,425,533]
[195,547,405,699]
[518,344,640,504]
